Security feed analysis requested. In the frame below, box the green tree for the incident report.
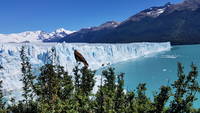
[135,83,153,113]
[80,67,95,96]
[114,73,126,113]
[125,91,136,113]
[151,86,171,113]
[73,65,81,91]
[72,64,96,113]
[168,63,200,113]
[0,80,6,113]
[35,64,60,112]
[35,48,74,113]
[95,67,117,113]
[20,46,37,113]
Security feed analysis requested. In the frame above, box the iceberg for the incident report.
[0,42,171,99]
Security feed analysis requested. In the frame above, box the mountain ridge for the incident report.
[58,0,200,45]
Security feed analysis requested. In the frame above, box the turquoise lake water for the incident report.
[98,44,200,108]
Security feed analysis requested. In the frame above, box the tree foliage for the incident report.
[18,46,37,113]
[0,47,200,113]
[168,62,200,113]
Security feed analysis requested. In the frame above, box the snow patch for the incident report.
[146,8,166,17]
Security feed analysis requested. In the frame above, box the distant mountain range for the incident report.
[0,28,75,43]
[1,0,200,45]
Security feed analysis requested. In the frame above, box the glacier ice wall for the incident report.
[0,42,171,98]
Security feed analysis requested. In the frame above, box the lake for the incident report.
[98,44,200,108]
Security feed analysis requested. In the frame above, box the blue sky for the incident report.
[0,0,183,33]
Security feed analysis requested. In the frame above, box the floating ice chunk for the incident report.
[160,55,177,59]
[162,69,167,72]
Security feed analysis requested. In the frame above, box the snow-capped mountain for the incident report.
[127,2,172,21]
[0,28,75,43]
[58,0,200,45]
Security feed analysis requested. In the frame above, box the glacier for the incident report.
[0,42,171,100]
